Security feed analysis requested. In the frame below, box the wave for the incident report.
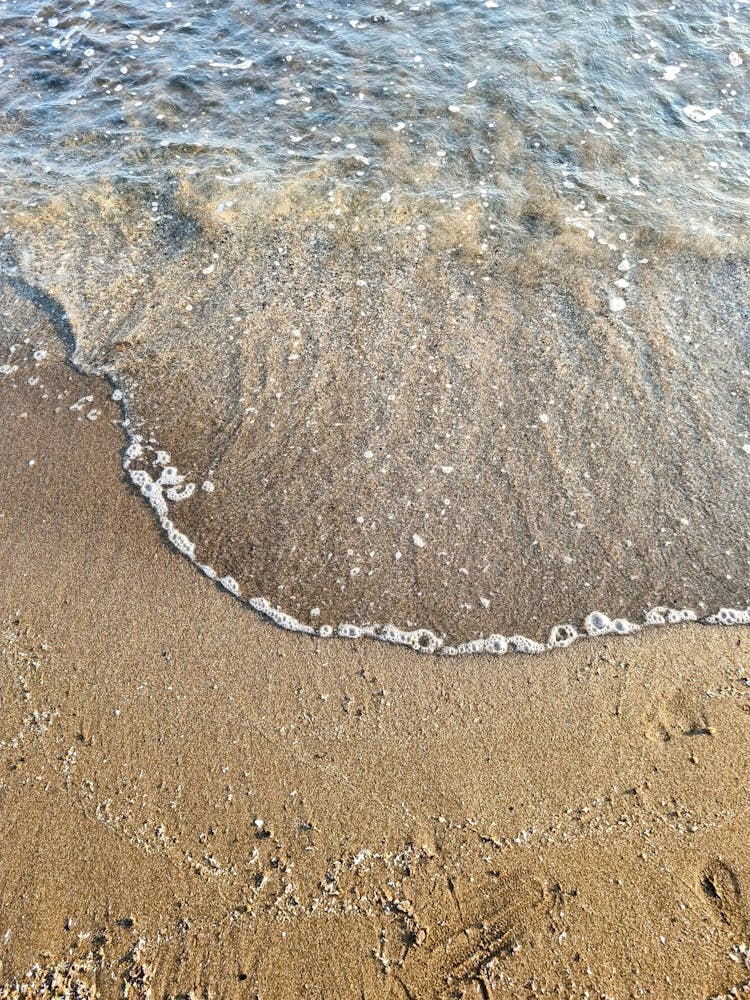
[4,188,747,655]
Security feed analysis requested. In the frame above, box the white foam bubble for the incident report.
[165,482,196,501]
[377,623,410,645]
[508,635,547,654]
[338,623,361,639]
[455,639,486,654]
[683,105,721,123]
[69,394,94,412]
[245,596,315,633]
[548,623,579,648]
[486,634,509,654]
[128,468,151,488]
[643,606,697,626]
[611,618,639,635]
[584,611,613,635]
[158,466,180,485]
[219,575,240,596]
[409,629,442,652]
[123,437,144,467]
[161,520,195,559]
[704,607,750,626]
[453,634,509,655]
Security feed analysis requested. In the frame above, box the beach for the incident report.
[1,2,749,995]
[2,341,749,999]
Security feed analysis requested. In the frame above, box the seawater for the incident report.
[1,0,749,651]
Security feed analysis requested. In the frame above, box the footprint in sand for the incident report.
[701,860,750,1000]
[398,871,546,999]
[701,859,747,934]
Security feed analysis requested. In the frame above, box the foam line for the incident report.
[121,426,749,656]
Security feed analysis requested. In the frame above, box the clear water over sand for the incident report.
[1,0,748,644]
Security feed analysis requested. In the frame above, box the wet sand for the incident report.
[2,345,750,998]
[11,198,750,645]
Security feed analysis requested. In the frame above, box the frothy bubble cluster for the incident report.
[642,607,698,626]
[248,596,315,634]
[704,607,750,626]
[583,612,641,637]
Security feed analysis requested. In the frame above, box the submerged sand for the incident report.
[8,193,750,646]
[1,326,750,998]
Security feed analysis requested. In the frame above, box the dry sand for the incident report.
[2,357,750,998]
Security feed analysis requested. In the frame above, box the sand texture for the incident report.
[2,4,750,996]
[1,326,750,999]
[9,198,750,646]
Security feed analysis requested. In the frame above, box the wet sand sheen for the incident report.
[6,190,749,645]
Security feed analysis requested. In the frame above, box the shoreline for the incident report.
[10,201,750,648]
[5,308,749,659]
[2,351,750,997]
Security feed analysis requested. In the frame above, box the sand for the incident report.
[2,356,750,998]
[12,199,750,646]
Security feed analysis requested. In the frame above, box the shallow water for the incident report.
[1,0,749,648]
